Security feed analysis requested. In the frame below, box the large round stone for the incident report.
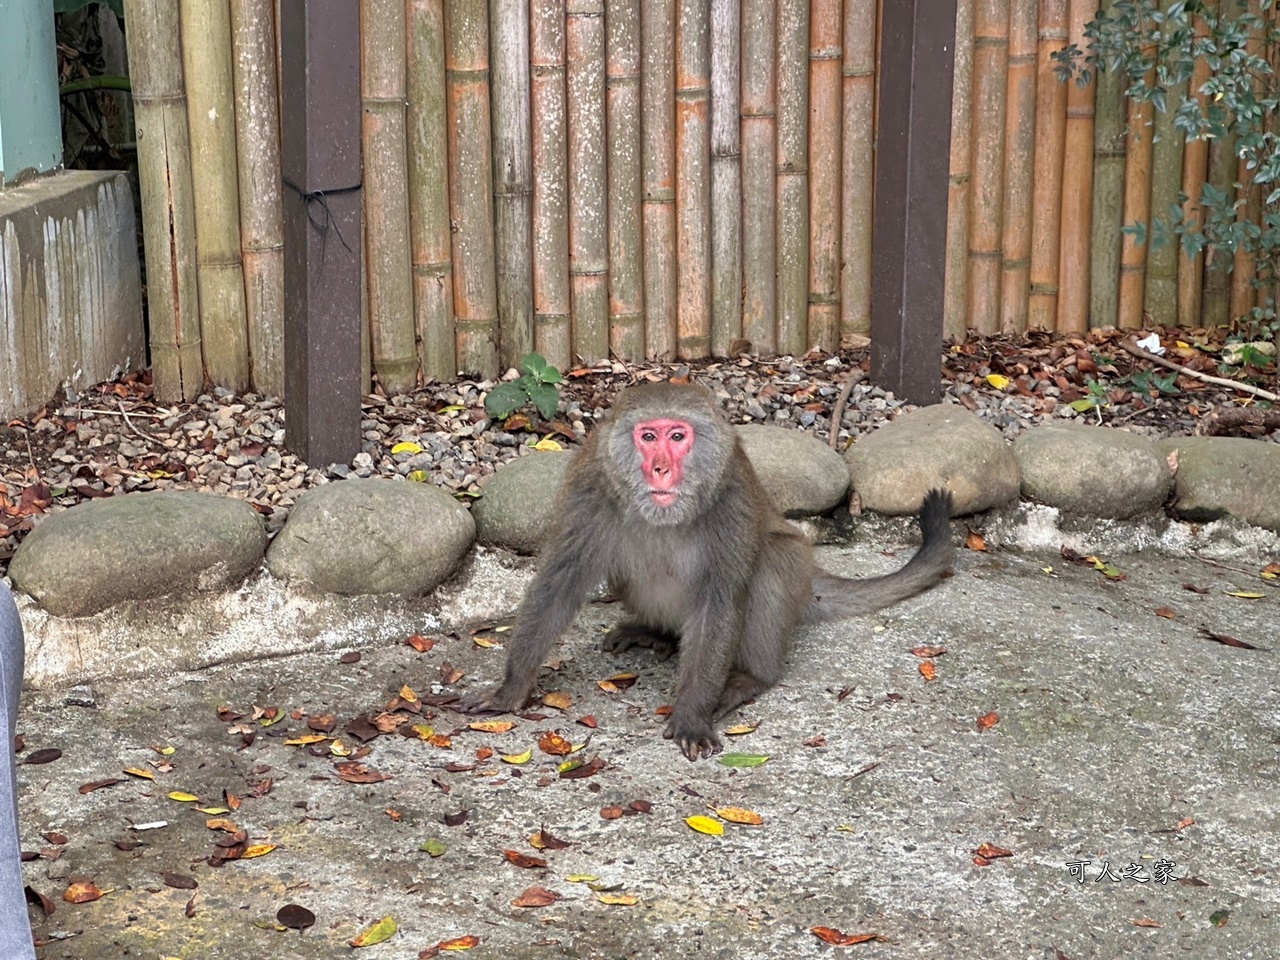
[844,404,1019,515]
[9,491,266,617]
[736,425,850,516]
[1015,423,1172,518]
[473,450,575,553]
[1159,436,1280,532]
[266,478,475,594]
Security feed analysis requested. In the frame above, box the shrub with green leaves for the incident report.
[1053,0,1280,351]
[484,353,564,421]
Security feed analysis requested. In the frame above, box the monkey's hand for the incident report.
[662,716,723,761]
[455,683,530,715]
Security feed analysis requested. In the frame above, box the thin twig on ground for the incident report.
[1121,339,1279,402]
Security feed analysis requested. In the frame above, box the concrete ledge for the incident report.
[0,169,144,417]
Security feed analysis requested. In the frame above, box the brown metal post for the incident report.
[870,0,957,406]
[280,0,362,465]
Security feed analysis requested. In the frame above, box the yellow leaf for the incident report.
[472,636,501,648]
[259,711,284,728]
[152,745,176,756]
[469,720,516,733]
[836,824,856,833]
[1226,591,1266,599]
[685,815,724,836]
[596,893,639,906]
[391,441,424,455]
[350,915,398,947]
[167,791,199,803]
[542,691,572,710]
[533,438,563,452]
[1175,340,1191,349]
[565,874,600,883]
[284,734,329,746]
[716,807,764,825]
[723,722,758,736]
[502,748,533,764]
[399,684,419,703]
[123,767,156,780]
[330,739,352,757]
[985,374,1011,390]
[411,724,435,740]
[196,806,230,815]
[240,844,277,859]
[407,470,429,483]
[438,404,465,414]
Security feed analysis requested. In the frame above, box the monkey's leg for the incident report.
[663,592,742,761]
[712,541,807,722]
[457,537,601,715]
[602,621,680,660]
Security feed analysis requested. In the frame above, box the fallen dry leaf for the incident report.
[918,661,937,681]
[811,926,884,946]
[542,691,572,711]
[277,904,315,930]
[63,881,105,904]
[976,711,1000,731]
[512,886,560,908]
[406,634,436,653]
[600,806,624,820]
[502,849,547,869]
[538,731,574,756]
[349,914,397,946]
[716,807,763,825]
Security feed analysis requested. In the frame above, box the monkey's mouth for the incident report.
[648,490,678,508]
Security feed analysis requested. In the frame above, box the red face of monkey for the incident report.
[633,419,695,509]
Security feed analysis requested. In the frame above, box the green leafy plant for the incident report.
[1052,1,1280,335]
[1121,366,1180,396]
[1069,378,1112,421]
[483,353,564,421]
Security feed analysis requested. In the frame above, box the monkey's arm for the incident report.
[663,581,744,760]
[457,507,607,714]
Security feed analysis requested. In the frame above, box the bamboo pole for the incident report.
[642,0,677,360]
[674,0,711,358]
[999,0,1036,332]
[1228,0,1264,321]
[444,0,500,375]
[408,0,457,381]
[807,0,841,353]
[491,0,535,368]
[606,0,644,360]
[709,0,742,356]
[530,0,571,370]
[124,0,202,401]
[361,0,417,393]
[776,0,809,355]
[1056,0,1097,333]
[229,0,284,398]
[1119,70,1155,329]
[179,0,250,390]
[1177,16,1212,328]
[1144,0,1185,327]
[1203,127,1238,327]
[967,0,1009,334]
[943,0,975,341]
[741,0,776,353]
[1090,18,1126,330]
[1028,0,1069,330]
[567,0,608,363]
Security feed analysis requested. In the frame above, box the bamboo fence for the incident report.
[120,1,1279,401]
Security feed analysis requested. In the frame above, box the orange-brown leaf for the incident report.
[512,886,560,908]
[811,926,883,946]
[918,661,937,682]
[503,849,547,869]
[538,731,573,756]
[976,711,999,731]
[63,881,105,904]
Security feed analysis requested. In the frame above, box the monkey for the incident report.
[457,381,954,760]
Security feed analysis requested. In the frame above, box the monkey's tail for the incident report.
[805,488,955,622]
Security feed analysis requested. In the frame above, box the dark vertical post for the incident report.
[280,0,362,465]
[871,0,957,406]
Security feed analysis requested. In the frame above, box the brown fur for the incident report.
[458,382,954,760]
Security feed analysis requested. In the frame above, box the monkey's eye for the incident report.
[670,431,685,442]
[640,431,657,443]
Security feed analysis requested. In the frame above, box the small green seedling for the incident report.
[484,352,564,421]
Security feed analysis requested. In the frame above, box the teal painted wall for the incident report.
[0,0,63,183]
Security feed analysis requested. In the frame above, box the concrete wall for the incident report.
[0,0,63,182]
[0,170,144,417]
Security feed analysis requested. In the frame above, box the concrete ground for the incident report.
[14,516,1280,959]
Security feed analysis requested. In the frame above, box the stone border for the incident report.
[9,405,1279,686]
